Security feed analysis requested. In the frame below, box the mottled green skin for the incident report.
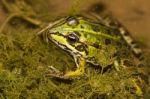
[48,17,120,67]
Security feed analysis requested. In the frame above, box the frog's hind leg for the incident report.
[45,57,86,79]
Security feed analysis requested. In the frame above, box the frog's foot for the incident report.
[45,65,85,79]
[46,57,86,79]
[45,66,68,79]
[64,67,85,78]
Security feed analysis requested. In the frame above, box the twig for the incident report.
[0,13,17,33]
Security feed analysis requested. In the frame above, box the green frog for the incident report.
[38,15,143,96]
[38,16,142,78]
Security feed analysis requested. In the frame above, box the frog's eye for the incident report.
[67,32,79,43]
[67,17,79,26]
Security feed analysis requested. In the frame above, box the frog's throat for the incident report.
[62,28,120,40]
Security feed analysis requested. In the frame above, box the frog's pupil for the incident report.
[92,25,100,32]
[67,17,78,26]
[67,32,79,43]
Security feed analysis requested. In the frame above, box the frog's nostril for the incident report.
[67,17,79,26]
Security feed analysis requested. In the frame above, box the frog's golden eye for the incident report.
[66,17,79,26]
[67,32,79,43]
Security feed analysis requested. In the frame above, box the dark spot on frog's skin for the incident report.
[75,44,88,54]
[107,29,113,35]
[74,31,81,37]
[93,43,101,49]
[116,41,125,48]
[108,29,119,36]
[80,25,84,29]
[66,17,79,26]
[105,39,111,45]
[92,25,100,32]
[84,34,88,38]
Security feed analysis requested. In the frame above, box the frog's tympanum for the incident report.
[38,16,145,96]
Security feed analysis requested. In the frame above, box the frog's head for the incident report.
[45,16,92,56]
[44,16,118,56]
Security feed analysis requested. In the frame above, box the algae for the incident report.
[0,0,149,99]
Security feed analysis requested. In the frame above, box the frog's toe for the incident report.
[45,66,69,79]
[47,66,60,73]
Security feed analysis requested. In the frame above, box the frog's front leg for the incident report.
[45,57,86,79]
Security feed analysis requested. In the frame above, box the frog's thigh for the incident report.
[65,57,86,77]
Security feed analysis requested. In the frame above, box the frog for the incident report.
[37,15,142,79]
[37,14,146,96]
